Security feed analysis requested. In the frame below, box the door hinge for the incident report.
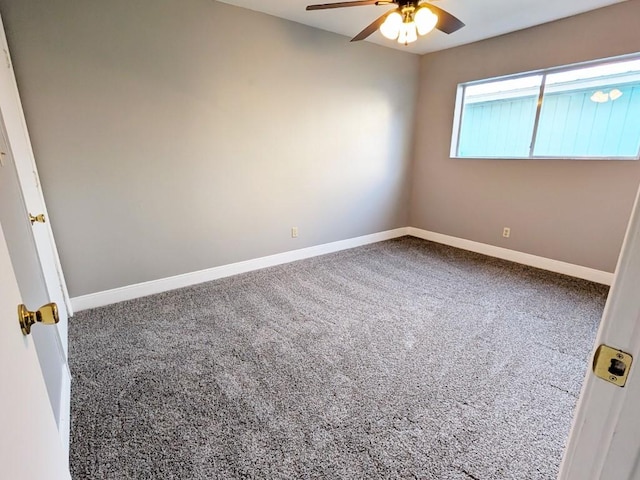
[3,49,10,69]
[593,344,633,387]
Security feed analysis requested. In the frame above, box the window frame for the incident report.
[450,52,640,161]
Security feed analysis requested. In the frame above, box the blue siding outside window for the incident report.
[534,84,640,157]
[458,95,538,158]
[452,55,640,160]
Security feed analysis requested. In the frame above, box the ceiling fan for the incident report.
[306,0,465,45]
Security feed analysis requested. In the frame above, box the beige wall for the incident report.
[0,0,419,296]
[2,0,637,298]
[410,0,640,273]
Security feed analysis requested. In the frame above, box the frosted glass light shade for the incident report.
[405,22,418,43]
[414,6,438,36]
[397,22,418,45]
[380,11,402,40]
[397,23,408,45]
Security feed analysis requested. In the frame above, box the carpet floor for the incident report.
[68,237,608,479]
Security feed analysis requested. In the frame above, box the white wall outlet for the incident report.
[291,227,298,238]
[503,227,511,238]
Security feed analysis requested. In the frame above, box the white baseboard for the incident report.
[408,227,614,286]
[72,226,614,312]
[71,228,410,312]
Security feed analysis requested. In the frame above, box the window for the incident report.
[451,54,640,159]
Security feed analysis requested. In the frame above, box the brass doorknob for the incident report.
[18,303,59,335]
[29,213,46,224]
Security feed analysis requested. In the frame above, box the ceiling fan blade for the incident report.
[428,4,465,34]
[306,0,380,11]
[351,11,389,42]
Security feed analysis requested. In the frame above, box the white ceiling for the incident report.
[217,0,625,54]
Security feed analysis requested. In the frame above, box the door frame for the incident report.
[0,15,72,319]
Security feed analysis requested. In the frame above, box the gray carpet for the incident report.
[68,237,608,479]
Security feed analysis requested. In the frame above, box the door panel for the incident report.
[0,12,72,453]
[0,221,71,480]
[0,121,69,436]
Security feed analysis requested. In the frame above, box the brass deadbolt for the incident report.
[18,303,59,335]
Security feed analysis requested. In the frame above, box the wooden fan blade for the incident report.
[306,0,379,11]
[429,5,465,34]
[351,11,389,42]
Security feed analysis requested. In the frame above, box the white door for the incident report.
[559,182,640,479]
[0,221,71,480]
[0,13,72,453]
[0,125,71,452]
[0,15,73,336]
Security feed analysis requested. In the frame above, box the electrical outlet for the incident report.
[503,227,511,238]
[291,227,298,238]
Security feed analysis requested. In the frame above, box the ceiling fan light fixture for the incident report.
[414,6,438,36]
[306,0,465,45]
[396,21,417,45]
[380,11,402,40]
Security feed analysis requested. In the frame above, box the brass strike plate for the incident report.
[29,213,46,224]
[593,344,633,387]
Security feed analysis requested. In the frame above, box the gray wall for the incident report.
[0,0,419,296]
[410,0,640,273]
